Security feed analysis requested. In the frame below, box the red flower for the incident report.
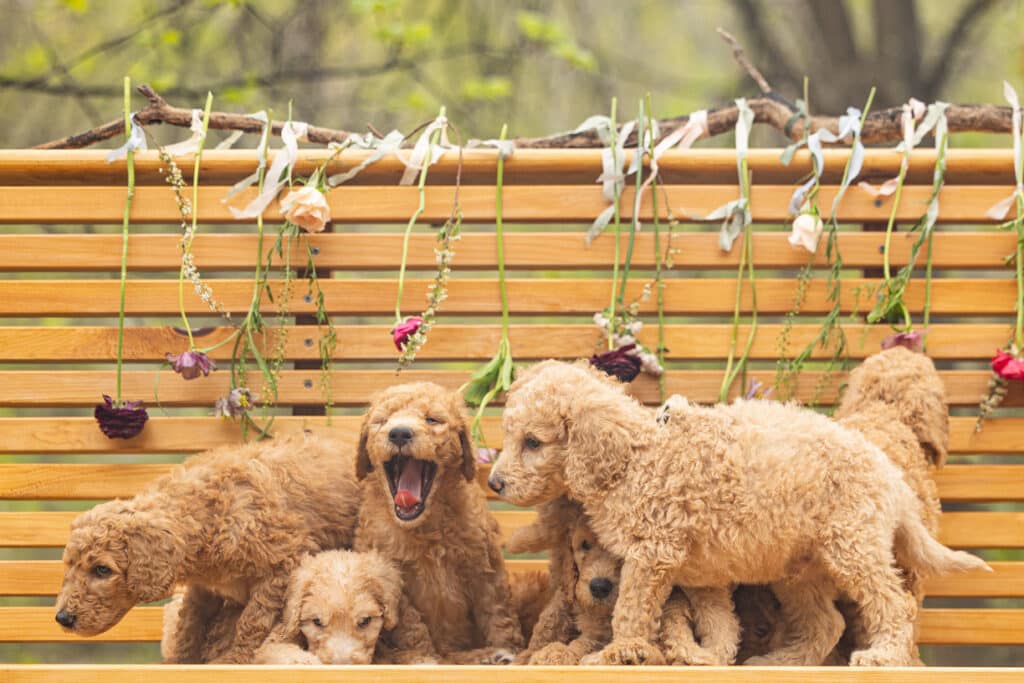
[166,350,215,379]
[590,344,642,382]
[392,317,423,351]
[881,331,924,353]
[95,395,149,439]
[992,349,1024,381]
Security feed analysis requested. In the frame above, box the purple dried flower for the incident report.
[95,395,149,439]
[214,387,254,419]
[166,350,216,379]
[590,344,642,383]
[476,447,497,464]
[744,378,774,401]
[880,331,924,353]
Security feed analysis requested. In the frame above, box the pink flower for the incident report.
[590,344,642,382]
[95,395,148,439]
[992,350,1024,381]
[280,185,330,233]
[165,350,215,379]
[392,317,424,351]
[881,331,924,353]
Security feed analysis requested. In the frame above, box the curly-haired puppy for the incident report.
[489,360,988,667]
[253,549,438,665]
[56,433,361,663]
[354,382,524,664]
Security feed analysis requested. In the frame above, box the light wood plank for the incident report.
[0,232,1015,271]
[918,609,1024,645]
[0,185,1015,225]
[0,324,1013,362]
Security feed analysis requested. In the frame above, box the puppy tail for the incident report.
[895,507,991,577]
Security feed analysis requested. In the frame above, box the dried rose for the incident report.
[280,185,330,233]
[165,350,216,379]
[992,350,1024,381]
[881,331,924,353]
[788,212,823,253]
[590,344,642,383]
[95,395,149,439]
[392,317,424,351]
[214,387,254,419]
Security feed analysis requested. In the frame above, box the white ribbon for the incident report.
[787,110,863,216]
[708,99,754,252]
[229,119,308,219]
[216,129,245,150]
[106,113,148,163]
[923,102,950,233]
[585,118,636,246]
[163,109,206,157]
[469,137,516,159]
[222,111,270,202]
[327,130,404,186]
[987,81,1023,220]
[397,115,451,186]
[858,98,929,198]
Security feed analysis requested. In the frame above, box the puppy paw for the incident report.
[849,647,907,667]
[579,652,603,666]
[742,654,777,666]
[529,643,579,666]
[486,648,516,665]
[665,645,720,666]
[598,638,666,666]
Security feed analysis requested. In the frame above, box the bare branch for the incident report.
[716,27,773,96]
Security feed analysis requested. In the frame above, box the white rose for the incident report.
[788,212,823,253]
[280,185,331,233]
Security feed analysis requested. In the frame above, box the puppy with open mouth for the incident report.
[353,382,524,664]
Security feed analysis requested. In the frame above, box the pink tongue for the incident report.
[394,459,423,508]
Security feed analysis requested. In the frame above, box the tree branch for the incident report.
[715,27,773,96]
[923,0,1002,97]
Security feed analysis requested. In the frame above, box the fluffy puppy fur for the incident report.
[354,382,524,664]
[489,360,988,667]
[56,433,361,664]
[253,549,437,665]
[510,499,739,666]
[161,595,242,663]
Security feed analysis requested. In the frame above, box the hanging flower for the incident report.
[214,387,254,419]
[788,211,823,253]
[165,350,216,379]
[392,316,424,351]
[881,331,924,353]
[476,447,497,464]
[992,349,1024,381]
[280,185,331,233]
[95,395,149,439]
[744,378,774,401]
[591,344,642,382]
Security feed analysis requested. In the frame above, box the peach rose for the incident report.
[280,185,330,233]
[788,212,823,253]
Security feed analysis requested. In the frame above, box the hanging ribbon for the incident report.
[396,115,451,185]
[707,99,753,252]
[222,111,270,203]
[106,113,147,163]
[327,130,405,186]
[228,119,309,219]
[585,118,636,246]
[787,109,864,216]
[987,82,1023,220]
[923,102,951,233]
[163,109,206,157]
[858,98,929,198]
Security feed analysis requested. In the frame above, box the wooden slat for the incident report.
[0,185,1015,225]
[0,278,1013,316]
[2,606,1019,646]
[3,464,1020,503]
[0,369,1018,408]
[1,510,1017,549]
[0,417,1017,455]
[0,324,1014,362]
[4,560,1017,599]
[0,232,1015,272]
[0,148,1013,185]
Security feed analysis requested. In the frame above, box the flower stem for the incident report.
[608,97,619,350]
[618,99,642,306]
[496,124,510,341]
[395,107,445,324]
[647,96,666,401]
[116,76,135,404]
[177,92,214,350]
[1015,193,1024,350]
[719,161,753,403]
[246,115,274,321]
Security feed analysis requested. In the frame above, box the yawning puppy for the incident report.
[354,382,524,663]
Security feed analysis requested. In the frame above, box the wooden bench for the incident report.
[1,147,1022,680]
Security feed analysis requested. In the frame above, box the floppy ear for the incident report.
[907,398,949,468]
[452,397,477,482]
[356,412,373,480]
[267,560,313,648]
[124,513,183,604]
[563,392,634,501]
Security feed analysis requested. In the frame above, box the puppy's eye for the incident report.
[425,416,443,425]
[524,437,540,450]
[311,617,323,627]
[580,541,591,551]
[92,564,112,578]
[357,616,372,629]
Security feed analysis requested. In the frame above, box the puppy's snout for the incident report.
[589,577,613,599]
[388,425,414,446]
[55,609,76,628]
[487,474,505,495]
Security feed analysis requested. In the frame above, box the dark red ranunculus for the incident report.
[881,331,924,353]
[95,395,149,439]
[992,349,1024,381]
[166,350,216,379]
[590,344,642,383]
[392,317,424,351]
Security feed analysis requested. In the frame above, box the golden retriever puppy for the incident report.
[56,433,361,663]
[253,549,438,665]
[161,595,242,663]
[489,361,988,667]
[354,382,524,664]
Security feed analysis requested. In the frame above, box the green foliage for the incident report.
[516,10,596,72]
[462,76,512,102]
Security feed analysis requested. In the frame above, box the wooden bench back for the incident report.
[0,148,1021,663]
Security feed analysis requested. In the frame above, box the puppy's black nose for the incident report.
[589,578,613,599]
[487,475,505,495]
[388,425,414,446]
[55,610,76,628]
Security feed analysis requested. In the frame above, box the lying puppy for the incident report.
[354,382,523,664]
[56,433,361,663]
[510,498,738,666]
[490,360,988,667]
[253,549,437,665]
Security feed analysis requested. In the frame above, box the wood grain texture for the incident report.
[0,184,1015,224]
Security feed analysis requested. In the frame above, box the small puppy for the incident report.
[254,549,437,665]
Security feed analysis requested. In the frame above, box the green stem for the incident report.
[395,107,445,323]
[177,92,214,350]
[648,99,666,400]
[496,124,510,341]
[608,97,619,350]
[923,229,934,340]
[619,100,642,305]
[116,76,135,404]
[1015,194,1024,349]
[719,161,752,403]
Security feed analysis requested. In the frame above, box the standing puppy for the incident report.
[354,382,524,663]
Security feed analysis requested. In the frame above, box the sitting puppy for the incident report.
[510,499,739,666]
[489,360,988,667]
[56,433,361,663]
[253,549,438,665]
[354,382,524,664]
